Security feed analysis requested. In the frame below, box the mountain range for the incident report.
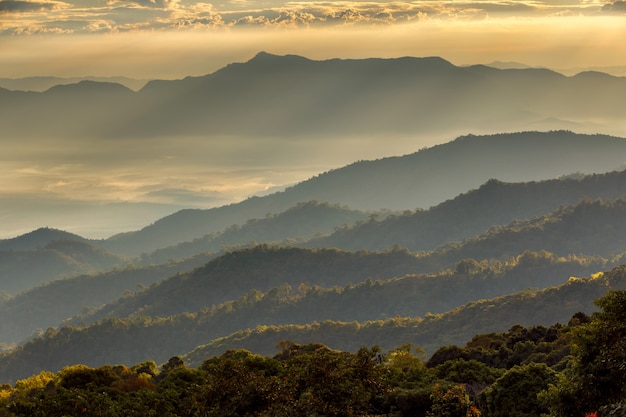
[3,52,626,139]
[100,131,626,256]
[2,57,626,387]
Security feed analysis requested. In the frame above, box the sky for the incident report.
[1,0,626,239]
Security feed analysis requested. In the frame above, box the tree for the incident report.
[543,290,626,416]
[428,384,481,417]
[479,362,556,417]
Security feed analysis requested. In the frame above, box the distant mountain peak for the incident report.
[245,51,313,67]
[45,80,133,95]
[0,227,87,251]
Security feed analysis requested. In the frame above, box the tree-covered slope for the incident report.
[138,201,370,265]
[69,246,430,324]
[432,197,626,262]
[75,197,626,325]
[0,253,616,382]
[182,266,626,366]
[308,169,626,252]
[0,253,214,346]
[0,240,128,294]
[102,131,626,256]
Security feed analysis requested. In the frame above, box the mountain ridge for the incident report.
[99,131,626,256]
[3,53,626,139]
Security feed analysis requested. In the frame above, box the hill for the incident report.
[0,240,128,294]
[102,131,626,256]
[182,265,626,366]
[307,169,626,252]
[82,197,626,325]
[68,246,429,324]
[3,191,624,344]
[0,262,623,383]
[0,253,214,346]
[138,201,370,265]
[4,52,626,139]
[0,227,88,251]
[0,76,148,92]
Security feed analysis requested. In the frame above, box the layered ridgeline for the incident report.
[3,190,626,382]
[1,261,624,383]
[0,202,368,293]
[139,169,626,262]
[65,195,626,327]
[101,131,626,256]
[0,132,626,266]
[0,237,128,294]
[2,52,626,139]
[3,191,626,346]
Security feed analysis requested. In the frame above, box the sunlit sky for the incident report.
[2,0,626,79]
[1,0,626,239]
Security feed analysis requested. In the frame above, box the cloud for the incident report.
[0,0,612,35]
[108,0,179,9]
[0,0,67,13]
[602,0,626,12]
[139,188,229,206]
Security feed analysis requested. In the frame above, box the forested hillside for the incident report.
[0,253,214,347]
[2,264,623,385]
[94,197,626,325]
[1,124,625,416]
[0,240,128,294]
[68,246,429,324]
[308,169,626,252]
[138,201,370,265]
[100,131,626,256]
[183,265,626,364]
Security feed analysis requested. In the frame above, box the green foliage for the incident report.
[543,288,626,416]
[428,384,481,417]
[479,363,557,417]
[1,261,621,383]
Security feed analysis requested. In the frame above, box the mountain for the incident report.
[432,197,626,261]
[83,197,626,325]
[3,179,624,340]
[306,169,626,252]
[181,265,626,367]
[485,61,536,70]
[0,227,88,251]
[68,246,428,325]
[0,76,149,92]
[0,239,128,294]
[1,261,622,383]
[138,201,370,265]
[102,131,626,256]
[3,52,626,139]
[0,253,213,346]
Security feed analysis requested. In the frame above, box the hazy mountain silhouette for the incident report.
[306,169,626,252]
[0,253,214,346]
[0,239,128,294]
[81,197,626,327]
[102,131,626,256]
[0,227,88,251]
[138,201,369,265]
[2,52,626,138]
[0,76,148,92]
